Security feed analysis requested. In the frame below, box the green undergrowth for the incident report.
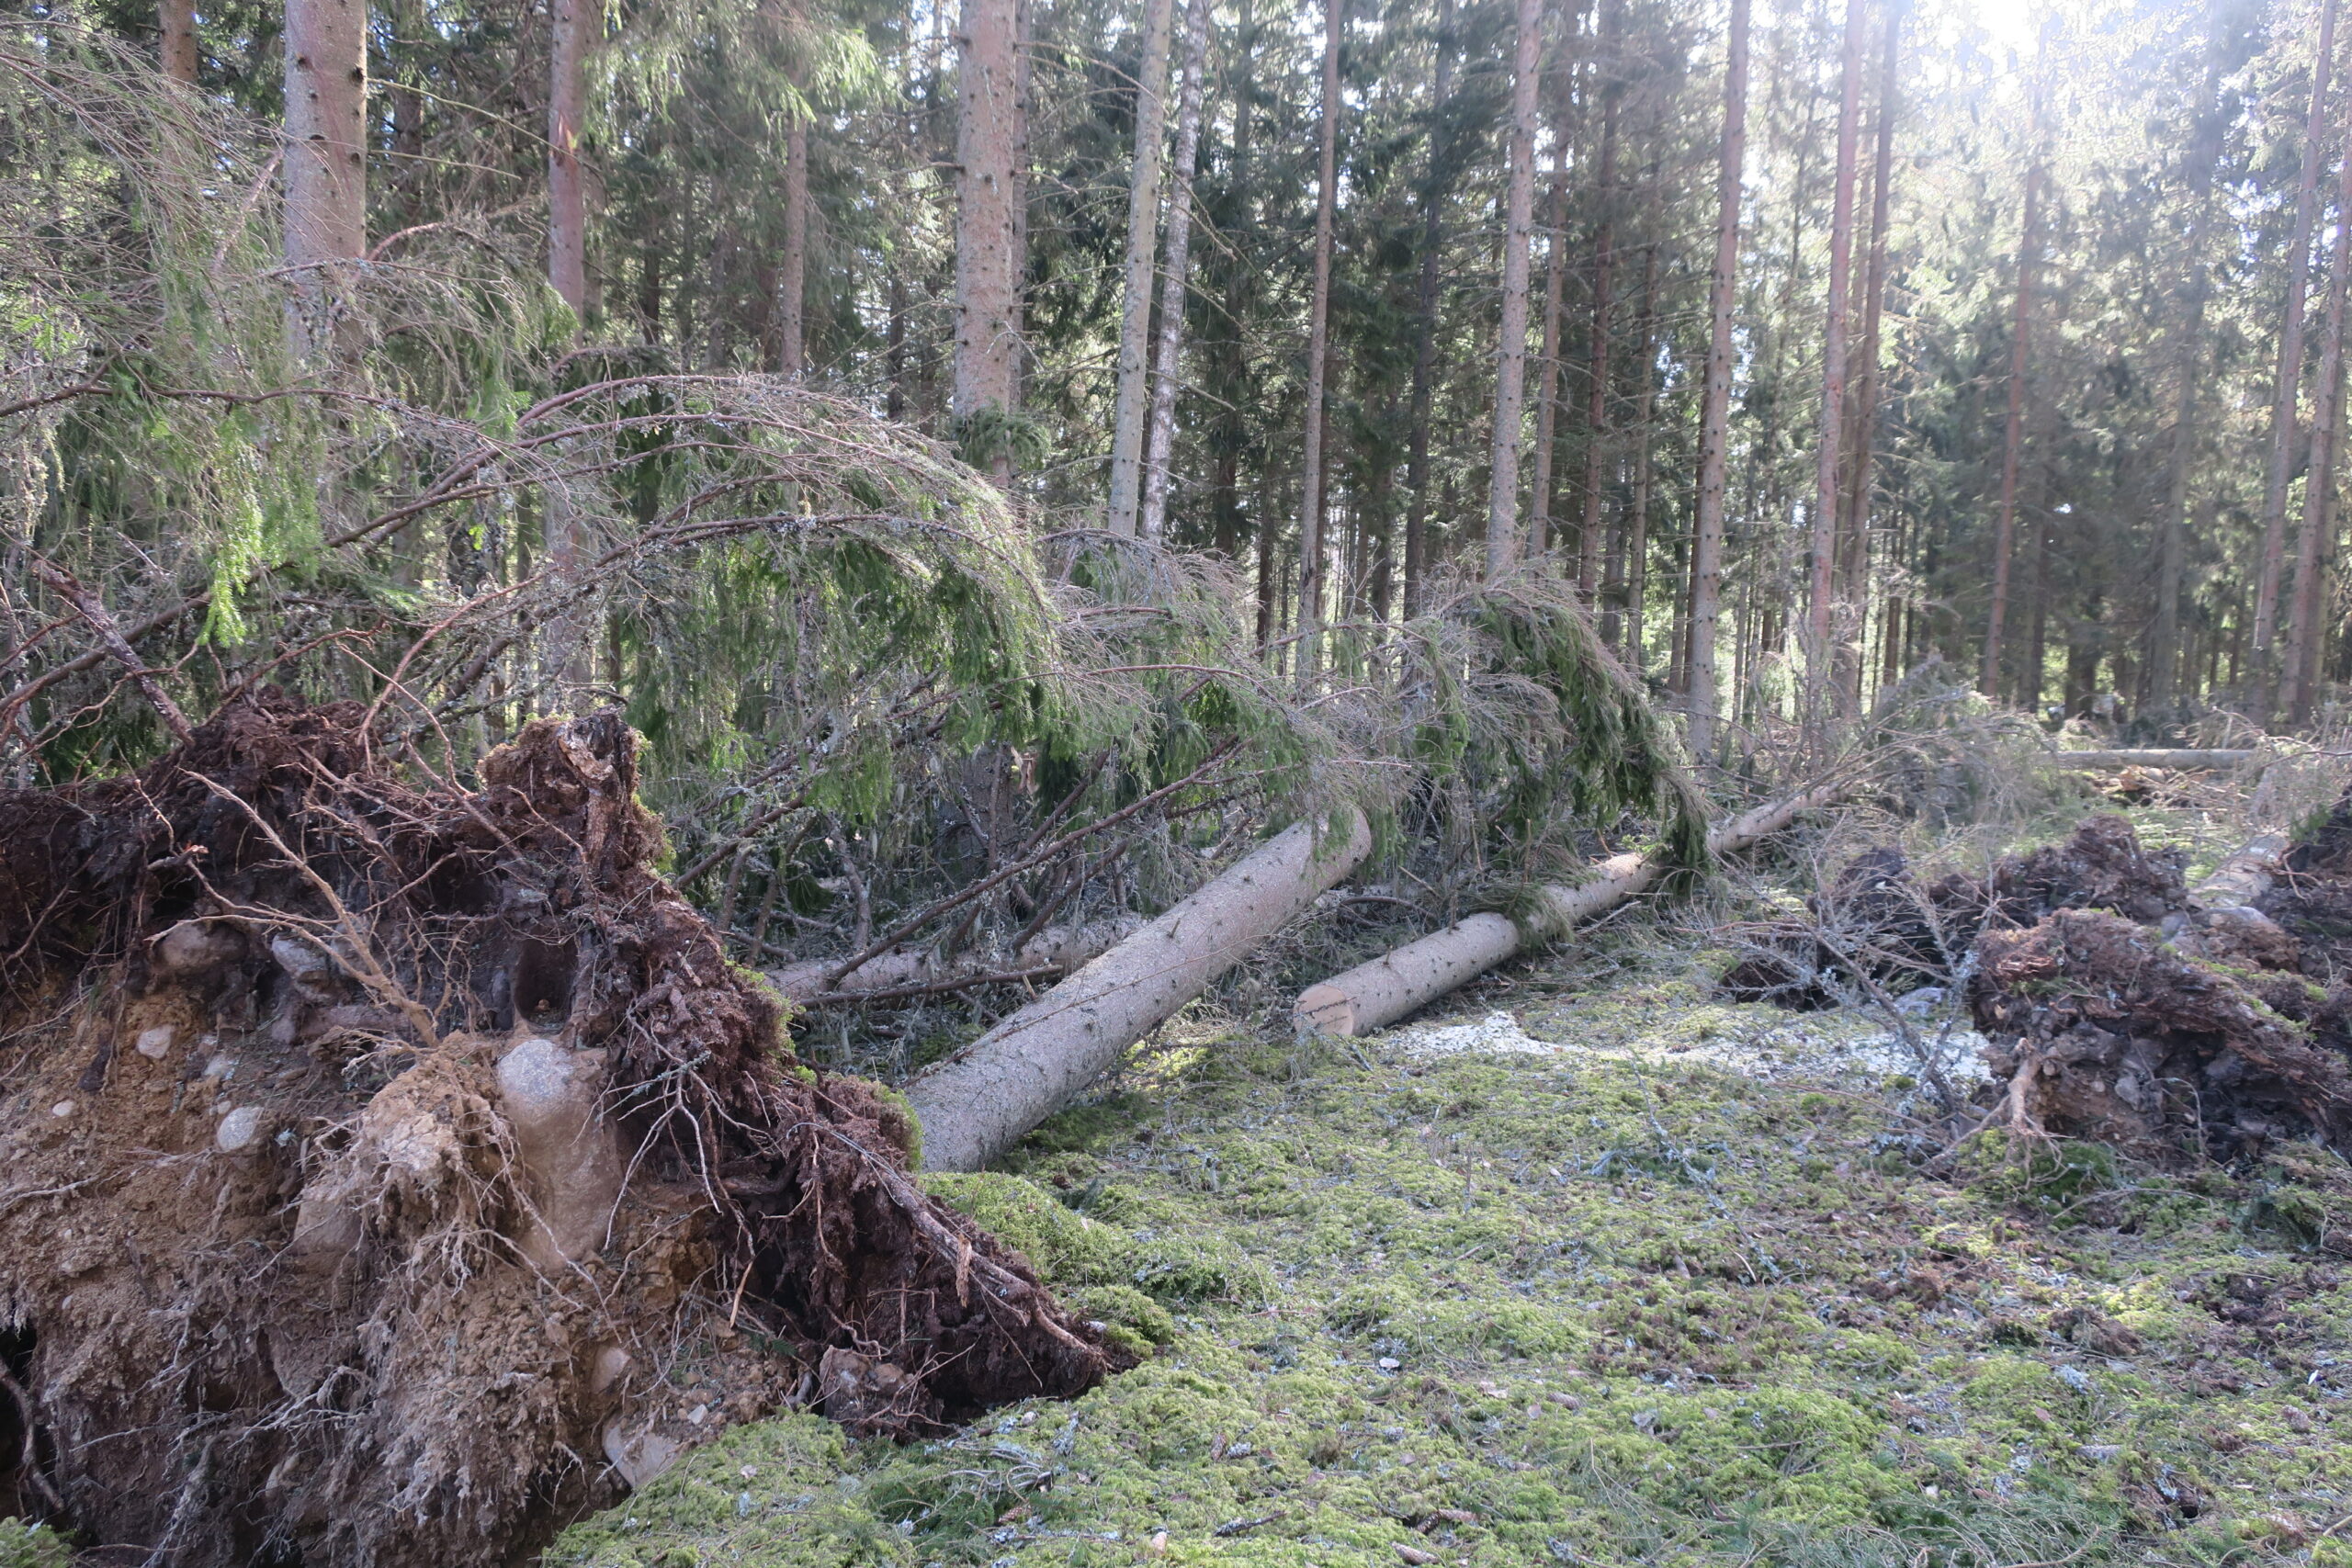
[0,1520,69,1568]
[554,952,2352,1568]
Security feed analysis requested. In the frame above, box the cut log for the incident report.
[765,916,1143,1004]
[2043,749,2256,771]
[1293,782,1843,1038]
[2193,830,2291,909]
[905,809,1374,1171]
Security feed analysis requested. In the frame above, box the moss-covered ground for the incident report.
[551,919,2352,1568]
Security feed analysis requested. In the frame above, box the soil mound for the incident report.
[0,694,1112,1567]
[1970,908,2352,1164]
[1719,816,2192,1011]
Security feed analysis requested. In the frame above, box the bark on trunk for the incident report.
[1403,0,1456,617]
[2046,749,2256,772]
[776,79,810,376]
[1138,0,1213,543]
[282,0,368,351]
[1684,0,1749,758]
[1298,0,1342,657]
[1528,166,1570,560]
[548,0,593,318]
[1575,40,1620,596]
[2254,0,2340,709]
[1620,238,1661,661]
[1106,0,1178,535]
[907,810,1374,1170]
[1806,0,1865,695]
[1838,0,1900,702]
[2286,109,2352,726]
[1293,784,1841,1038]
[954,0,1026,484]
[2153,28,2225,712]
[766,916,1145,1003]
[1980,159,2041,695]
[1485,0,1546,578]
[159,0,198,83]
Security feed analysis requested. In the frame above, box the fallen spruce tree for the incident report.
[0,695,1116,1568]
[1291,782,1843,1037]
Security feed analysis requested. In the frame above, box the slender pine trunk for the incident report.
[776,74,810,375]
[2154,33,2224,713]
[2286,116,2352,726]
[159,0,198,81]
[1485,0,1546,577]
[283,0,368,355]
[1684,0,1748,758]
[1838,0,1899,702]
[1299,0,1342,661]
[1403,0,1455,616]
[1981,155,2041,695]
[1806,0,1866,701]
[548,0,593,318]
[1528,165,1569,559]
[1620,237,1662,664]
[1575,15,1620,595]
[1107,0,1177,534]
[2254,0,2340,710]
[953,0,1027,484]
[1139,0,1214,543]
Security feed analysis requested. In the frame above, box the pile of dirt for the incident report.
[1719,815,2188,1010]
[1959,806,2352,1164]
[1972,909,2352,1163]
[0,694,1114,1567]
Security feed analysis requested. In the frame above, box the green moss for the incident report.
[569,937,2352,1568]
[922,1171,1269,1303]
[0,1522,69,1568]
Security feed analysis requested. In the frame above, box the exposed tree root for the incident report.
[0,694,1114,1567]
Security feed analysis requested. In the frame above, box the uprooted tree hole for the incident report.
[0,693,1118,1568]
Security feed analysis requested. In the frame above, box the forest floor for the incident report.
[533,789,2350,1568]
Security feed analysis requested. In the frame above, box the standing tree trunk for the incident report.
[1528,165,1570,559]
[1485,0,1546,578]
[2154,28,2226,712]
[1685,0,1748,758]
[1403,0,1456,616]
[2286,122,2352,725]
[1838,0,1900,701]
[282,0,368,352]
[548,0,594,319]
[1981,156,2041,695]
[1806,0,1865,698]
[159,0,198,83]
[954,0,1027,485]
[1138,0,1214,543]
[1106,0,1178,535]
[1299,0,1342,656]
[1576,9,1621,595]
[2254,0,2340,711]
[1620,237,1662,661]
[776,70,811,376]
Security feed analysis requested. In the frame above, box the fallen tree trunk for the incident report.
[766,916,1143,1004]
[2193,829,2291,908]
[1293,782,1843,1038]
[2044,749,2256,771]
[905,808,1374,1172]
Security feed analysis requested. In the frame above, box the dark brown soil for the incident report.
[1719,816,2190,1011]
[1968,908,2352,1164]
[0,694,1114,1567]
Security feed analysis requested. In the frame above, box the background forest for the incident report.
[37,0,2347,737]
